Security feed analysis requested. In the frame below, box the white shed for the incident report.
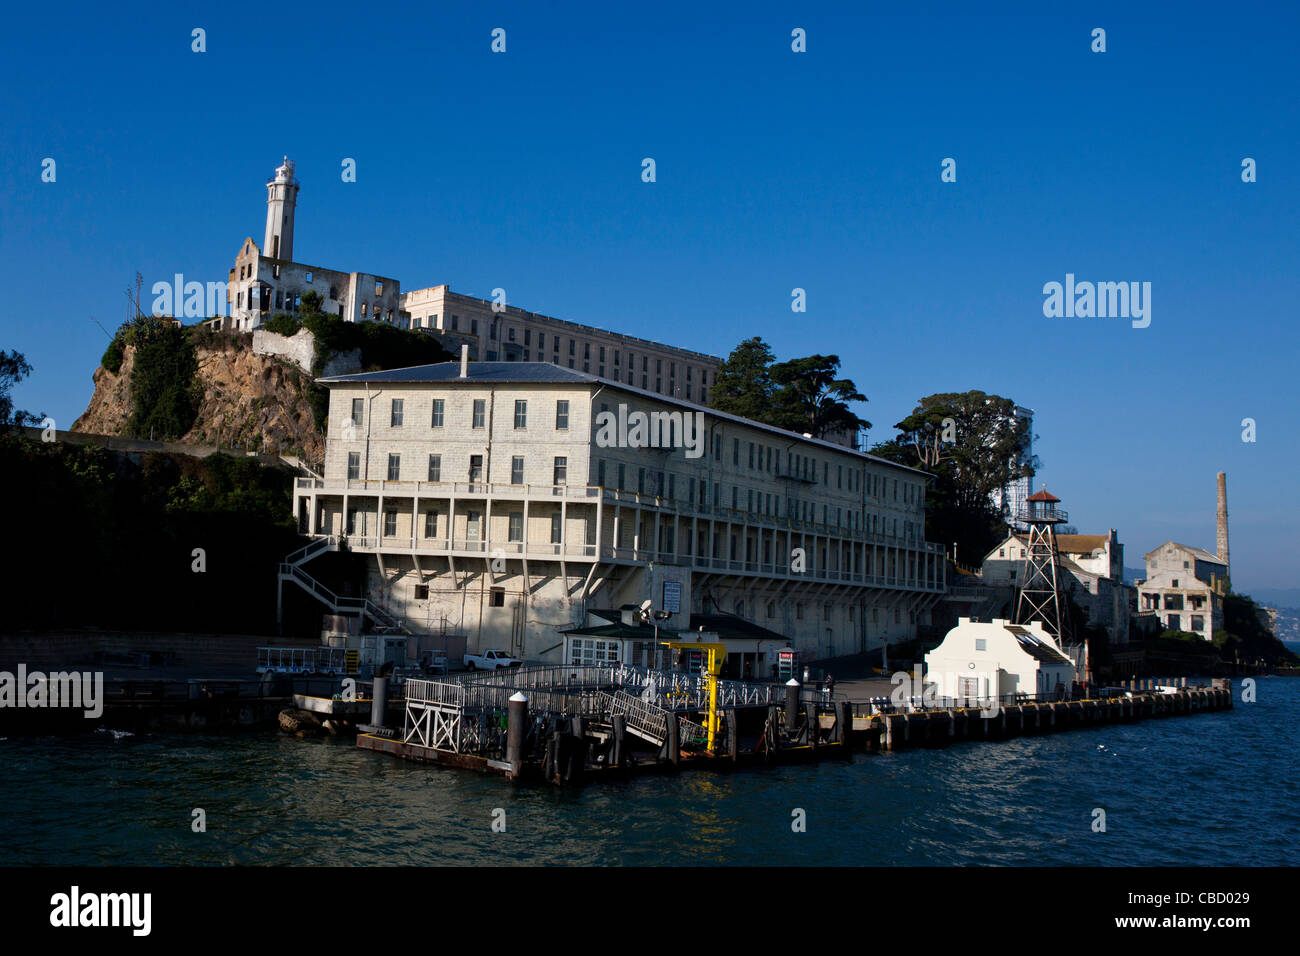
[924,617,1075,702]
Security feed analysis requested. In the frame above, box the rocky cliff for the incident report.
[73,336,326,464]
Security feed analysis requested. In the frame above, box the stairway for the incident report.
[277,555,409,635]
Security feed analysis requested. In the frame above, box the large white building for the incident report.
[401,285,722,406]
[221,158,403,332]
[290,361,946,667]
[216,158,727,414]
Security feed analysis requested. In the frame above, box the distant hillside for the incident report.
[1124,566,1146,585]
[1246,588,1300,609]
[1272,607,1300,644]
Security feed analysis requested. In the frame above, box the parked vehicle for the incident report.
[463,649,522,670]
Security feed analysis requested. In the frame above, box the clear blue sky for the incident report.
[2,1,1296,591]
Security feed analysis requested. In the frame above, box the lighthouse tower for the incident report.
[1013,488,1074,647]
[264,157,299,261]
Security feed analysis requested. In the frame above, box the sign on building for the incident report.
[663,581,681,614]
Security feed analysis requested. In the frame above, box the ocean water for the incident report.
[2,679,1295,866]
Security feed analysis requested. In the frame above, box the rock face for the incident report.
[72,338,326,463]
[74,346,136,437]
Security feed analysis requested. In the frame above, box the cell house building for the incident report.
[289,360,947,669]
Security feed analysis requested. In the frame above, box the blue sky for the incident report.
[2,1,1296,591]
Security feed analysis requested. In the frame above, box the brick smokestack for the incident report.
[1216,471,1230,578]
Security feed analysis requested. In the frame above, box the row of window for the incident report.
[349,452,570,485]
[345,506,591,546]
[353,398,570,432]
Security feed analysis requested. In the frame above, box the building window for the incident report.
[375,282,383,296]
[424,512,438,538]
[466,511,481,540]
[351,398,363,426]
[1191,615,1205,632]
[390,398,404,427]
[472,399,486,428]
[514,400,527,429]
[511,456,524,484]
[428,455,441,482]
[383,510,397,536]
[431,399,444,428]
[413,583,429,600]
[796,603,804,621]
[469,455,484,483]
[347,452,360,480]
[509,513,523,542]
[553,457,568,485]
[556,400,569,430]
[387,454,400,480]
[490,587,505,607]
[551,513,562,544]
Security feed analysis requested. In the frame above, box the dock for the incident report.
[354,665,1234,784]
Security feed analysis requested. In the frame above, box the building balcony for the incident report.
[307,532,942,592]
[296,479,942,553]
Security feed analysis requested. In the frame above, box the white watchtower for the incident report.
[264,156,299,261]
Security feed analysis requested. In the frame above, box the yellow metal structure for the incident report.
[661,640,727,750]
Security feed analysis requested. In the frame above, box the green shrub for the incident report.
[102,335,125,375]
[263,314,302,337]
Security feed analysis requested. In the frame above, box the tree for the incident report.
[872,391,1035,566]
[709,337,775,423]
[0,349,40,430]
[768,354,870,437]
[709,339,870,441]
[892,391,1034,515]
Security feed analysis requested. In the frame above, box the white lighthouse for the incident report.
[263,156,299,261]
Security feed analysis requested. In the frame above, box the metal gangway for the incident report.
[595,690,708,749]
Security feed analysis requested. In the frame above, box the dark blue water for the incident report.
[3,679,1295,865]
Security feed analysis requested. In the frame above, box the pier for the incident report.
[355,666,1234,784]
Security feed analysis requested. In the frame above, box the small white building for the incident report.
[924,617,1076,701]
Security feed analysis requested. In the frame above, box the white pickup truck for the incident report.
[463,649,523,670]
